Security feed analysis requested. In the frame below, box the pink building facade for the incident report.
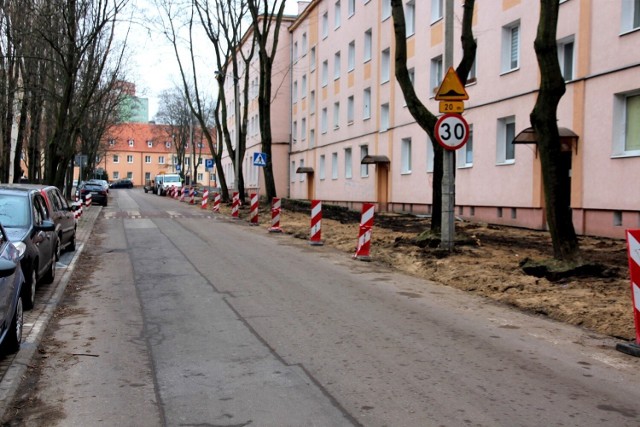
[225,0,640,239]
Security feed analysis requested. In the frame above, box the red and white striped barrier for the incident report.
[231,192,240,219]
[353,203,375,261]
[268,197,283,233]
[84,193,92,207]
[189,187,195,205]
[180,187,187,202]
[201,189,209,209]
[617,230,640,357]
[309,200,323,246]
[74,204,83,220]
[212,192,221,212]
[174,187,180,200]
[168,186,174,198]
[249,193,259,225]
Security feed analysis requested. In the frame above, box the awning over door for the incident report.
[361,155,391,164]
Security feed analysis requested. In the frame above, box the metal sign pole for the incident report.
[441,0,455,251]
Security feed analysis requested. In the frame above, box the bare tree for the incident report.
[155,87,193,181]
[247,0,287,201]
[530,0,579,261]
[391,0,476,233]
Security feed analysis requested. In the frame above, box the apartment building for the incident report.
[102,122,215,187]
[223,0,640,239]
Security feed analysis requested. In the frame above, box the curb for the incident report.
[0,206,101,420]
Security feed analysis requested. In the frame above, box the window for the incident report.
[380,103,390,131]
[301,74,307,98]
[292,121,298,143]
[348,41,356,71]
[458,124,473,168]
[364,29,372,62]
[621,0,640,33]
[147,141,153,148]
[381,48,391,83]
[113,155,119,163]
[382,0,391,20]
[319,155,326,180]
[302,33,308,54]
[310,47,316,71]
[348,0,355,17]
[360,145,369,177]
[197,173,204,182]
[430,55,443,94]
[321,108,328,133]
[401,137,412,174]
[333,101,340,129]
[145,172,151,181]
[427,137,434,172]
[347,95,355,124]
[293,80,298,102]
[332,152,338,179]
[363,87,371,119]
[293,42,298,62]
[109,139,115,146]
[113,171,120,179]
[159,156,165,164]
[497,116,516,164]
[128,139,134,147]
[166,141,171,148]
[301,118,307,141]
[126,155,133,163]
[558,37,575,81]
[127,172,133,179]
[345,148,353,178]
[406,1,415,37]
[467,58,477,83]
[431,0,443,23]
[614,93,640,155]
[334,51,341,80]
[299,159,306,182]
[502,21,520,73]
[145,155,151,163]
[310,90,316,114]
[335,1,341,28]
[291,161,296,182]
[310,129,316,147]
[322,60,329,86]
[322,12,329,38]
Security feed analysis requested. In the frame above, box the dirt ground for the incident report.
[220,199,636,341]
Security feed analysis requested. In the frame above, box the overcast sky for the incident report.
[123,0,299,120]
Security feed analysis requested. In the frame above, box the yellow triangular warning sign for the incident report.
[435,67,469,101]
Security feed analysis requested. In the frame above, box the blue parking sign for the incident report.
[205,158,215,170]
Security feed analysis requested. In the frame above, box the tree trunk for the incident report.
[531,0,580,261]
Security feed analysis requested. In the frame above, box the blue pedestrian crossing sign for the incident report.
[205,158,215,170]
[253,152,267,167]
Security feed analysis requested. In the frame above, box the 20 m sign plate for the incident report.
[434,113,470,151]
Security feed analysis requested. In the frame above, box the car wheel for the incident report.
[42,254,56,285]
[3,296,23,354]
[55,235,62,261]
[103,199,108,207]
[67,228,76,252]
[23,267,37,310]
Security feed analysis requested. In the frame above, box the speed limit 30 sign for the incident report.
[434,113,470,151]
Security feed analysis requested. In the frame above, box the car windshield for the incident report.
[164,176,180,183]
[84,184,103,190]
[0,194,29,228]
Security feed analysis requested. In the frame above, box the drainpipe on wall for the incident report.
[287,29,293,199]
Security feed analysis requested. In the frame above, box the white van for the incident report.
[154,173,182,196]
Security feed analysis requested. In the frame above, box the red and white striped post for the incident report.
[353,203,375,261]
[212,192,221,212]
[168,186,174,198]
[74,204,82,220]
[180,187,187,202]
[201,189,209,209]
[189,187,196,205]
[174,187,180,200]
[617,230,640,357]
[309,200,323,246]
[249,193,259,225]
[231,192,240,219]
[268,197,283,233]
[84,193,92,207]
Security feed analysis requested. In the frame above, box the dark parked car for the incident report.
[77,181,108,206]
[87,179,109,194]
[0,185,57,310]
[39,186,77,255]
[109,178,133,189]
[0,224,24,354]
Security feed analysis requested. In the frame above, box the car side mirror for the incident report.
[36,219,56,232]
[0,258,17,278]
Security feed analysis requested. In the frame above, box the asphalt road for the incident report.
[2,189,640,426]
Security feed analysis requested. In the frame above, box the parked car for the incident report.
[36,185,77,255]
[0,224,24,354]
[0,185,57,310]
[77,181,108,206]
[87,179,109,193]
[110,178,133,189]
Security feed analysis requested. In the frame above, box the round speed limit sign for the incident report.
[434,113,470,151]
